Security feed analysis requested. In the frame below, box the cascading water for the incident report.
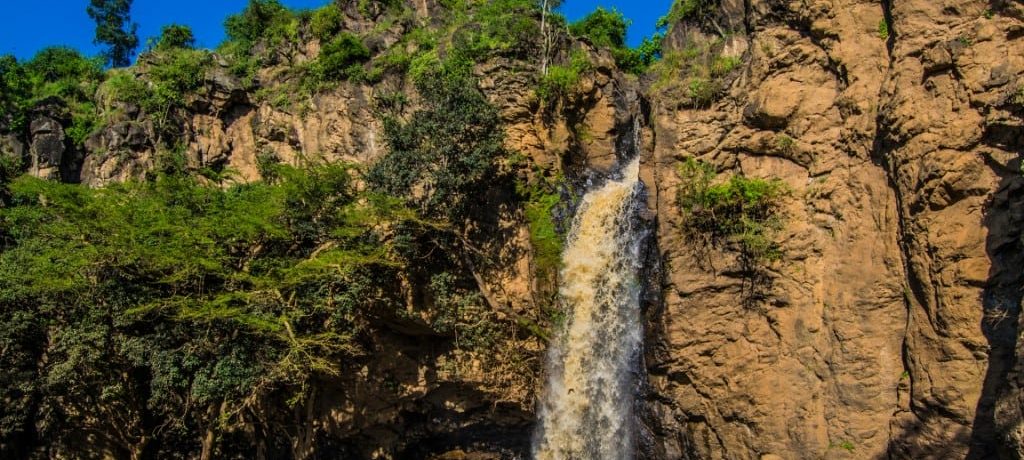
[532,154,647,460]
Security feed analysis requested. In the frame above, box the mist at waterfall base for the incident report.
[533,158,647,460]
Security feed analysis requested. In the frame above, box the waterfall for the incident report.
[533,156,646,460]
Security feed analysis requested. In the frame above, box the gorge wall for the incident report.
[2,0,1024,458]
[644,0,1024,458]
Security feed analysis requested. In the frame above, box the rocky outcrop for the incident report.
[642,0,1024,458]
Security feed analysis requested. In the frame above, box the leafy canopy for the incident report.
[367,66,507,222]
[87,0,140,67]
[0,159,426,453]
[568,7,662,74]
[155,24,196,51]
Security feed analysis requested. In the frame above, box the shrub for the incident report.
[219,0,299,82]
[676,157,787,264]
[155,24,196,51]
[310,4,343,41]
[537,50,592,101]
[710,55,740,76]
[571,7,663,74]
[517,176,565,276]
[312,33,371,80]
[613,34,663,74]
[775,134,795,153]
[367,68,506,222]
[0,55,30,133]
[224,0,294,47]
[570,7,628,49]
[0,160,435,454]
[16,47,105,147]
[650,40,738,106]
[657,0,718,30]
[453,0,543,59]
[103,48,212,138]
[878,19,890,39]
[687,77,717,106]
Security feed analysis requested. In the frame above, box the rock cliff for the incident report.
[644,0,1024,458]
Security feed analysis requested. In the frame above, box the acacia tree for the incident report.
[86,0,139,67]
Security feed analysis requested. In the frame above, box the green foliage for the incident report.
[776,134,795,153]
[310,4,344,41]
[537,50,592,101]
[878,19,890,39]
[570,7,662,74]
[4,48,106,146]
[0,152,21,205]
[0,160,434,452]
[427,272,498,349]
[829,441,856,452]
[650,40,739,106]
[103,48,212,137]
[1014,85,1024,105]
[219,0,299,82]
[710,55,740,76]
[677,157,787,264]
[309,33,371,82]
[657,0,718,30]
[0,55,30,132]
[687,77,716,106]
[570,7,628,49]
[367,67,506,222]
[613,34,664,74]
[224,0,295,47]
[453,0,544,59]
[517,176,565,276]
[155,24,196,51]
[87,0,139,67]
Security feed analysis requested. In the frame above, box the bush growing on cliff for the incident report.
[309,33,371,82]
[570,7,628,49]
[310,3,344,41]
[517,174,567,277]
[677,157,787,291]
[6,47,106,146]
[537,49,593,101]
[103,47,212,139]
[155,24,196,51]
[0,55,29,133]
[614,34,664,74]
[367,66,507,222]
[569,7,663,74]
[657,0,719,31]
[450,0,544,59]
[649,39,739,106]
[224,0,296,49]
[220,0,299,81]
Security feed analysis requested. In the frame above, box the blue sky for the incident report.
[0,0,673,60]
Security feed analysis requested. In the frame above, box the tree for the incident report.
[367,68,507,222]
[0,55,28,132]
[155,24,195,51]
[86,0,139,67]
[569,7,628,49]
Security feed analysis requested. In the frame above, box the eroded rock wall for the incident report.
[643,0,1024,458]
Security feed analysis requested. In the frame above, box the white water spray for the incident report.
[533,156,646,460]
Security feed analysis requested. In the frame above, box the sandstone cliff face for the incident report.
[8,0,1024,458]
[643,0,1024,459]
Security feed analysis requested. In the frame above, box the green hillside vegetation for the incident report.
[0,0,675,455]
